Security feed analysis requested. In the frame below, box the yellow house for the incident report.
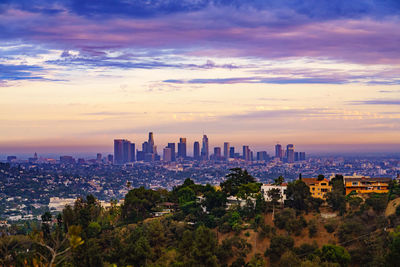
[344,177,391,195]
[302,178,332,199]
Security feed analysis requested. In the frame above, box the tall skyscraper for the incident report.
[299,152,306,161]
[114,139,124,164]
[178,138,187,158]
[167,143,176,161]
[286,144,295,163]
[201,134,209,160]
[275,143,283,160]
[123,140,131,163]
[130,143,136,162]
[229,147,235,158]
[142,141,149,153]
[193,141,200,159]
[243,145,250,161]
[148,132,155,153]
[163,147,172,162]
[223,142,230,160]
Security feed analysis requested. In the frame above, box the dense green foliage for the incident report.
[1,170,399,266]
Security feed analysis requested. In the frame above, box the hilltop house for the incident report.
[344,177,391,195]
[261,184,287,203]
[302,178,332,199]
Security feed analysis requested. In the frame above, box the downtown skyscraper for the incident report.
[178,138,187,159]
[201,134,209,160]
[114,139,135,164]
[223,142,230,160]
[193,141,200,160]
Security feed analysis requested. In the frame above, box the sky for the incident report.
[0,0,400,155]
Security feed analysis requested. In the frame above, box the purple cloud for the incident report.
[349,99,400,105]
[0,3,399,65]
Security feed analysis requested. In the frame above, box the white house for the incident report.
[261,184,287,203]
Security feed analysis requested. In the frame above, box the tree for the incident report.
[32,225,84,266]
[280,251,301,267]
[326,175,346,215]
[122,187,161,222]
[308,219,318,238]
[220,168,256,196]
[273,176,285,185]
[319,244,350,266]
[317,175,325,181]
[267,188,282,217]
[286,180,311,212]
[265,235,294,262]
[248,253,266,267]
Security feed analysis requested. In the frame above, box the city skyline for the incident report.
[0,1,400,153]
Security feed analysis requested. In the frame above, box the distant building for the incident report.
[7,156,17,163]
[294,152,299,161]
[96,153,102,161]
[178,138,187,159]
[261,184,287,203]
[107,154,113,163]
[130,143,136,162]
[60,156,75,164]
[163,147,172,162]
[114,139,124,164]
[344,177,391,195]
[167,143,176,161]
[201,135,209,160]
[242,145,250,161]
[302,178,332,199]
[257,151,268,161]
[193,141,200,160]
[212,147,222,160]
[286,144,295,163]
[123,140,131,163]
[223,142,230,160]
[229,147,235,158]
[275,144,283,160]
[29,152,38,163]
[299,152,306,161]
[77,158,85,164]
[136,151,145,161]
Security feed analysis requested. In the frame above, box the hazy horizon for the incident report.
[1,1,399,151]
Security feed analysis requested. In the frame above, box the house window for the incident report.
[321,189,328,192]
[321,183,327,186]
[352,182,358,186]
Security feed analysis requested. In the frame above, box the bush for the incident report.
[258,223,275,239]
[293,242,318,259]
[319,244,351,266]
[365,193,388,213]
[274,208,306,235]
[324,221,337,233]
[265,235,294,262]
[308,219,318,238]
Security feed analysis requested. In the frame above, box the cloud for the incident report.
[164,76,347,85]
[349,99,400,105]
[0,63,47,84]
[1,2,400,65]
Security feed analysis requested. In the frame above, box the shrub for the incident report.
[265,235,294,262]
[324,221,337,233]
[308,219,318,238]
